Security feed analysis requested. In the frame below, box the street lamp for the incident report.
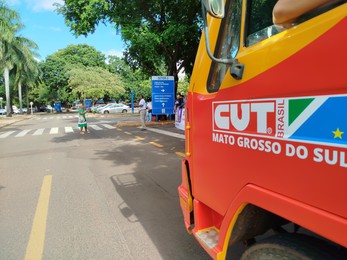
[30,101,33,115]
[0,97,3,109]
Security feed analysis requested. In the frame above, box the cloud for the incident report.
[6,0,21,5]
[31,24,61,32]
[49,26,62,32]
[9,0,64,12]
[104,49,124,58]
[29,0,64,11]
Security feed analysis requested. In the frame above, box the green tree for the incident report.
[54,44,107,68]
[68,66,125,102]
[107,55,151,101]
[56,0,202,90]
[40,44,109,104]
[39,55,70,102]
[177,77,189,97]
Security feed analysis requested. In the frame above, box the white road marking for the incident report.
[49,127,59,134]
[65,126,74,133]
[89,125,102,130]
[33,128,45,136]
[101,124,116,129]
[0,131,16,138]
[15,129,32,137]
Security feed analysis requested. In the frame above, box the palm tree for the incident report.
[13,38,40,114]
[0,2,22,116]
[0,2,39,117]
[0,1,20,43]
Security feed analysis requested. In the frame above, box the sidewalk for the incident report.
[0,114,33,129]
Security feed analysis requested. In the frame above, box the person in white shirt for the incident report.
[146,100,152,122]
[138,95,147,130]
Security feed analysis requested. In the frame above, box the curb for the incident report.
[0,115,33,129]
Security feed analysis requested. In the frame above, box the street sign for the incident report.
[151,76,175,115]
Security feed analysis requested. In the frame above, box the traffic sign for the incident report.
[151,76,175,115]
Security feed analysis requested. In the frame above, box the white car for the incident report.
[96,103,112,113]
[99,103,129,114]
[0,108,6,115]
[92,104,106,113]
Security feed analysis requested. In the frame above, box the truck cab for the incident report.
[178,0,347,259]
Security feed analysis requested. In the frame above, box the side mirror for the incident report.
[201,0,225,18]
[201,0,235,64]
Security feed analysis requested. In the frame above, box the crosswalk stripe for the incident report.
[50,127,59,134]
[89,125,102,130]
[101,124,115,129]
[33,128,45,136]
[65,126,74,133]
[32,115,77,120]
[0,123,121,139]
[15,129,32,137]
[0,131,16,138]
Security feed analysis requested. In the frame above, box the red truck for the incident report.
[178,0,347,259]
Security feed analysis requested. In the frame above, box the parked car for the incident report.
[46,105,53,112]
[29,107,38,113]
[39,106,47,112]
[96,103,113,113]
[4,105,20,114]
[0,108,6,115]
[91,104,106,113]
[99,103,129,114]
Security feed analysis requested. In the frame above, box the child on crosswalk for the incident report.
[78,104,89,134]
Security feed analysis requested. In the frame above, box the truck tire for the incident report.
[240,233,345,260]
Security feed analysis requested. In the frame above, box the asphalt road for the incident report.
[0,113,210,260]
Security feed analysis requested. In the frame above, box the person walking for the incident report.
[146,100,152,122]
[138,95,147,130]
[78,104,89,134]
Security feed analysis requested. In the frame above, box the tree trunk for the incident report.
[18,81,23,114]
[25,84,30,114]
[167,62,179,96]
[4,67,12,117]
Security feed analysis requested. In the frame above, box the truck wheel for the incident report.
[240,233,344,260]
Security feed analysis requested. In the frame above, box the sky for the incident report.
[7,0,125,61]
